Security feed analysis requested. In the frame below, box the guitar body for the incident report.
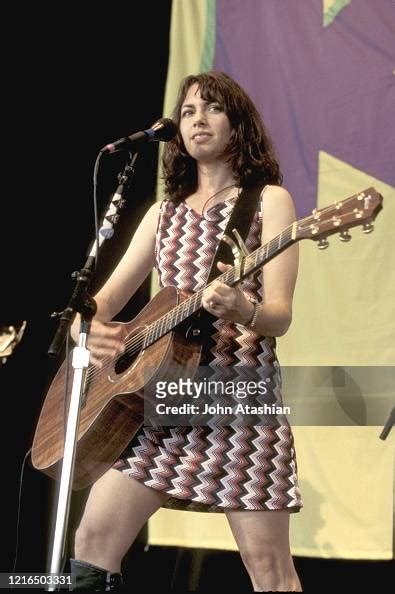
[31,286,202,490]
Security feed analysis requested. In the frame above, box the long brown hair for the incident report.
[162,71,282,202]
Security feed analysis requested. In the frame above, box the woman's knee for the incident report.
[240,548,300,592]
[240,547,279,576]
[73,518,113,558]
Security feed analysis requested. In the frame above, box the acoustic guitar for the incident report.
[31,187,383,489]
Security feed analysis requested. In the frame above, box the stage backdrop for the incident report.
[148,0,394,559]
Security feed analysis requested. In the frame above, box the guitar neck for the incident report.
[146,224,295,344]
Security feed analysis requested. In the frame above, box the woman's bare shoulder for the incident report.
[262,184,293,202]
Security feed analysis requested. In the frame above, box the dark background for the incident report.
[1,0,172,576]
[1,3,392,590]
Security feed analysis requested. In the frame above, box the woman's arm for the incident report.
[93,200,161,321]
[252,185,299,336]
[71,200,161,366]
[202,185,299,337]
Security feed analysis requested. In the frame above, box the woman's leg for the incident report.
[73,468,169,573]
[225,509,302,592]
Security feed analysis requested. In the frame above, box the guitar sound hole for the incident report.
[114,349,139,374]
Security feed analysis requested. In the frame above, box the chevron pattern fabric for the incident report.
[113,194,302,512]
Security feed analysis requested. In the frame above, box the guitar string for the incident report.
[83,198,372,383]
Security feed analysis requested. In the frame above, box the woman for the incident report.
[70,71,302,591]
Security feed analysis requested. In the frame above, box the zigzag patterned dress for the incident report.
[114,193,303,513]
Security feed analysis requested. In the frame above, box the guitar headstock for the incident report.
[295,187,383,248]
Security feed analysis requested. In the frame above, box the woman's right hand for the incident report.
[70,317,125,368]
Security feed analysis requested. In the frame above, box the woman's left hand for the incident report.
[202,262,254,325]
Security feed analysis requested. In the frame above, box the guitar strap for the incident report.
[207,184,264,281]
[196,184,265,353]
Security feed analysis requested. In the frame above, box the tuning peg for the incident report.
[339,230,351,242]
[363,222,374,233]
[317,238,329,250]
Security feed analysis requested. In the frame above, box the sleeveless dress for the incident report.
[114,192,303,513]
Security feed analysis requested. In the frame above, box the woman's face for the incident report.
[179,83,233,163]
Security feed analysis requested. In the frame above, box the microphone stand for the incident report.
[379,406,395,440]
[46,151,138,589]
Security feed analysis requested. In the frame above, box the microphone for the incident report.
[101,117,177,153]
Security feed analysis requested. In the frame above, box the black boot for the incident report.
[70,558,123,591]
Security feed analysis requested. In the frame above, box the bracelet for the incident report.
[244,300,260,329]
